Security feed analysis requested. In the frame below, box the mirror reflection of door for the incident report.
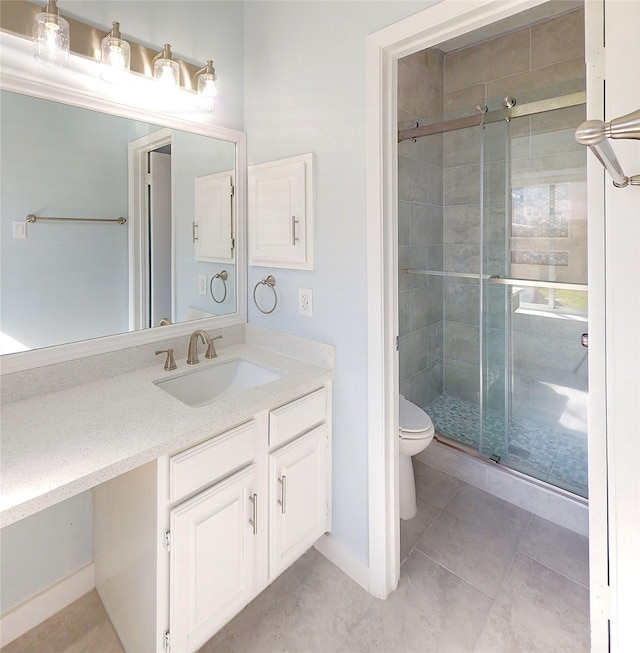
[148,149,172,327]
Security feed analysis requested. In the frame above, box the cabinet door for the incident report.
[248,154,314,270]
[170,465,257,653]
[194,172,234,262]
[269,426,328,578]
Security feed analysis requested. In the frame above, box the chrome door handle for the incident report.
[581,333,589,348]
[277,475,287,514]
[249,493,257,535]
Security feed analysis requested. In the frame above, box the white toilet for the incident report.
[399,394,435,520]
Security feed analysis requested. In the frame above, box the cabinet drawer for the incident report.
[169,421,255,502]
[269,387,326,448]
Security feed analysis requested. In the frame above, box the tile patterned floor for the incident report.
[6,461,590,653]
[427,393,588,497]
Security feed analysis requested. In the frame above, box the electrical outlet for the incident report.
[298,288,313,317]
[198,275,207,296]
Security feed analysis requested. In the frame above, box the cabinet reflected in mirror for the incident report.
[0,90,237,355]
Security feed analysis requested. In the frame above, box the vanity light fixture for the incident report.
[100,21,130,84]
[153,43,180,88]
[33,0,69,67]
[195,60,218,111]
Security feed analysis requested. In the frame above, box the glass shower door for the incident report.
[480,104,589,498]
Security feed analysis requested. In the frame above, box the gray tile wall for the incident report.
[398,8,587,422]
[441,8,587,408]
[398,49,445,408]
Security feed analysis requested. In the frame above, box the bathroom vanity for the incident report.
[1,332,333,653]
[94,385,330,653]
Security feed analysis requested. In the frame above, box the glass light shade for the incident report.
[101,22,130,84]
[154,59,179,87]
[196,60,217,112]
[198,74,218,99]
[33,9,69,67]
[153,45,180,88]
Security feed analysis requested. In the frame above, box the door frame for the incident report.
[365,2,608,647]
[128,129,174,330]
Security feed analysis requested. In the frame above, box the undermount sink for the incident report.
[154,358,283,407]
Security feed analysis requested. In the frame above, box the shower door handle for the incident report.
[581,333,588,348]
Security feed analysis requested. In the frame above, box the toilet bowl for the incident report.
[399,395,435,520]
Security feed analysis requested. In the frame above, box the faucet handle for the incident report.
[155,348,177,371]
[205,335,223,359]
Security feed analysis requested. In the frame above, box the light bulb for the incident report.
[101,22,130,84]
[33,1,69,67]
[153,44,180,88]
[196,60,218,112]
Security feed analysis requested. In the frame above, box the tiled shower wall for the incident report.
[398,8,586,419]
[441,8,586,410]
[397,50,444,407]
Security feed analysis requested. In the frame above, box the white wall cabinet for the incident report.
[94,385,330,653]
[248,154,314,270]
[194,172,235,263]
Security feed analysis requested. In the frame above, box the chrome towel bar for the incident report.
[575,108,640,188]
[26,214,127,224]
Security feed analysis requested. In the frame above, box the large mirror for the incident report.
[0,28,246,372]
[0,85,244,361]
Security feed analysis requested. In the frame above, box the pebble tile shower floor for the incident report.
[427,393,588,497]
[5,461,590,653]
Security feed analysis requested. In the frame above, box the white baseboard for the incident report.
[314,534,370,592]
[0,562,95,647]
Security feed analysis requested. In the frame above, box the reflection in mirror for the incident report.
[0,90,236,355]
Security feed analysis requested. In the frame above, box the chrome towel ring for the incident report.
[210,270,228,304]
[253,275,278,314]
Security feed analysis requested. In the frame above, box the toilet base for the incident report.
[399,453,417,520]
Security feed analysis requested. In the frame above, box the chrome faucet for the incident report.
[187,330,222,364]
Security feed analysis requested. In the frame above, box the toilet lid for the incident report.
[399,396,433,435]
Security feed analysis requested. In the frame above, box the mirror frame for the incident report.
[0,31,247,374]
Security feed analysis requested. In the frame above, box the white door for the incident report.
[169,465,257,653]
[149,151,172,326]
[194,172,234,262]
[269,427,328,579]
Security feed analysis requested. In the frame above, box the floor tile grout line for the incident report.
[332,593,378,653]
[488,509,535,593]
[517,550,590,590]
[400,499,445,566]
[410,547,498,603]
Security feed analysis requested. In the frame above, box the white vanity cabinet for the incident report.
[268,388,329,578]
[169,464,258,653]
[93,384,330,653]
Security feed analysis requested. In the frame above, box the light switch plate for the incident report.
[13,221,26,239]
[199,275,207,295]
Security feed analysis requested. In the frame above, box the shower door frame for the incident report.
[365,0,611,648]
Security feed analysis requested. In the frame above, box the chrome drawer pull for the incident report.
[249,493,258,535]
[277,475,287,514]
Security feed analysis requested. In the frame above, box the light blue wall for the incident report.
[0,494,92,614]
[243,0,436,563]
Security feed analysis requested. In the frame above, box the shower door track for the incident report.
[433,431,589,503]
[398,91,586,142]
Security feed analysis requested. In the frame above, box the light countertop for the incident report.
[1,343,332,528]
